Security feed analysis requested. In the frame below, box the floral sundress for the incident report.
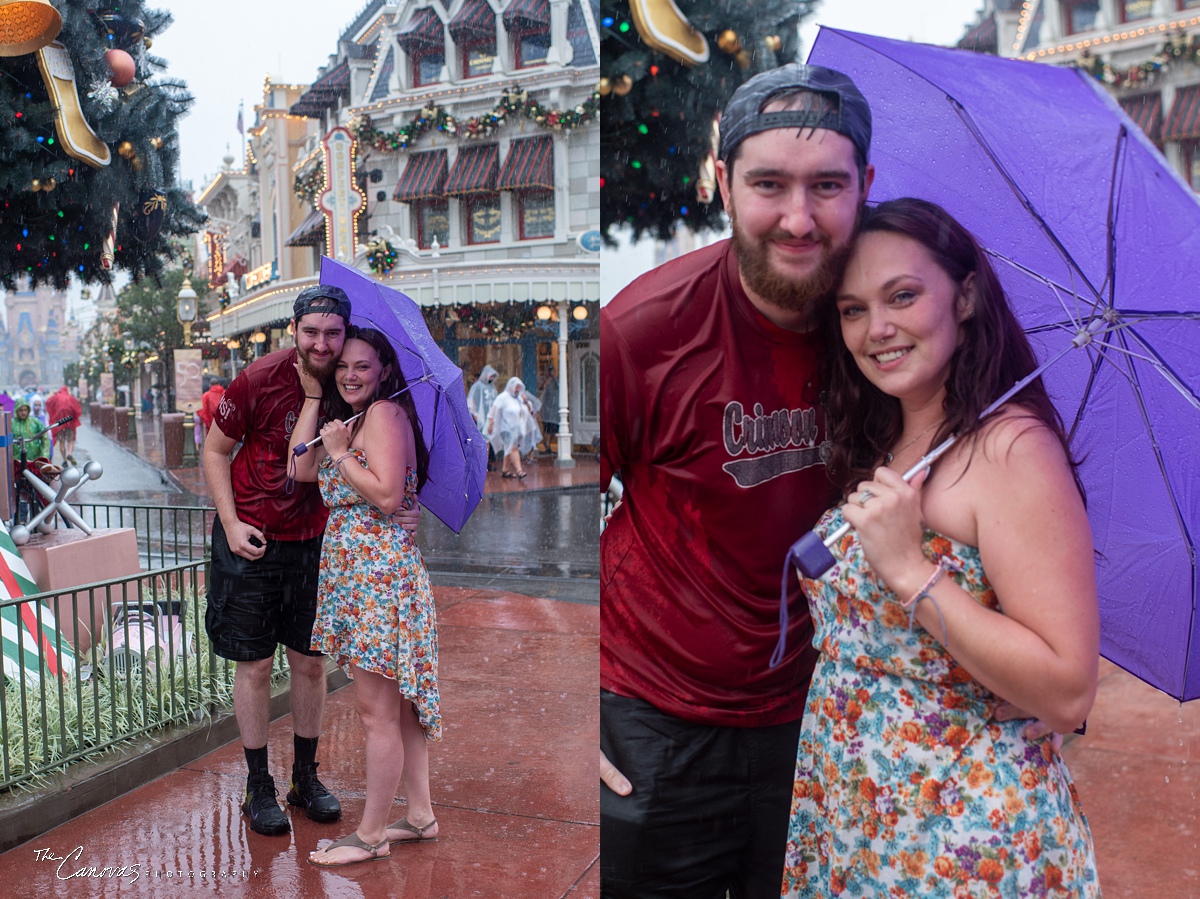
[782,506,1100,898]
[310,450,442,741]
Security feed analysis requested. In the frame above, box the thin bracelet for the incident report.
[902,561,947,609]
[305,395,322,400]
[332,451,355,469]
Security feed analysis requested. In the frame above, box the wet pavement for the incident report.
[0,587,599,898]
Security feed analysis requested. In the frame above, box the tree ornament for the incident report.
[613,74,634,96]
[130,189,166,243]
[30,178,40,191]
[0,0,62,57]
[628,0,709,66]
[149,136,162,149]
[105,48,135,87]
[142,36,151,49]
[717,30,741,54]
[735,50,750,69]
[100,203,118,270]
[36,41,111,167]
[766,35,783,53]
[92,9,145,50]
[131,154,143,171]
[599,77,611,96]
[117,140,134,158]
[87,77,119,111]
[43,176,55,191]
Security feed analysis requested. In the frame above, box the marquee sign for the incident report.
[318,126,366,262]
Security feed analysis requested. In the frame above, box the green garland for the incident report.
[350,84,600,152]
[295,163,324,207]
[366,236,398,275]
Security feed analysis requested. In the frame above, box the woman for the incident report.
[782,199,1101,897]
[287,327,441,867]
[486,377,541,479]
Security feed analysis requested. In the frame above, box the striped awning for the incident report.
[498,136,554,191]
[1121,92,1163,143]
[394,149,449,202]
[503,0,550,27]
[397,7,444,51]
[446,144,499,195]
[449,0,495,40]
[1163,85,1200,141]
[285,210,326,247]
[289,60,351,117]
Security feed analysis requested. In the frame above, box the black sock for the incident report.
[294,734,319,772]
[244,745,268,777]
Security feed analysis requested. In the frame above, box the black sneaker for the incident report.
[286,762,342,822]
[242,771,290,835]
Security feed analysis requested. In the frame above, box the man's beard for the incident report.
[297,347,336,382]
[730,206,858,321]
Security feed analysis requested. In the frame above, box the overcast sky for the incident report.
[602,0,984,301]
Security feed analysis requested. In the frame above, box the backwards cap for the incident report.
[718,63,871,165]
[293,285,352,322]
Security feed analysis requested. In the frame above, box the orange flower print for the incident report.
[929,536,953,557]
[900,721,923,743]
[859,777,878,801]
[933,855,956,879]
[920,778,942,802]
[900,850,928,879]
[1020,768,1041,790]
[944,725,971,747]
[1045,864,1064,889]
[977,858,1004,883]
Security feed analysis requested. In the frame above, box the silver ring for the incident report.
[857,489,874,507]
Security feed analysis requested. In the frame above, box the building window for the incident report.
[416,200,449,249]
[1121,0,1153,20]
[518,190,555,239]
[413,47,444,86]
[1063,0,1100,33]
[513,27,550,68]
[462,40,496,78]
[580,351,599,422]
[1181,0,1200,9]
[466,194,501,244]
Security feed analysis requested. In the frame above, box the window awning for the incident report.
[503,0,550,28]
[498,136,554,191]
[1163,85,1200,141]
[394,150,449,202]
[1121,92,1162,144]
[446,144,499,195]
[397,7,444,52]
[289,60,351,118]
[285,210,326,248]
[449,0,496,40]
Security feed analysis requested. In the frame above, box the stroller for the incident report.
[105,598,193,675]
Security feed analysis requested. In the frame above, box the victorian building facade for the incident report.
[194,0,600,454]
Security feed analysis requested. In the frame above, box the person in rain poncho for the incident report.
[466,365,499,433]
[12,401,49,460]
[486,377,542,478]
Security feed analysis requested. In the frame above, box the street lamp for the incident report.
[227,338,241,378]
[176,277,197,347]
[251,330,267,358]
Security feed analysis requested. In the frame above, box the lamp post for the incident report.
[176,277,197,347]
[251,330,267,358]
[555,300,575,468]
[227,339,241,379]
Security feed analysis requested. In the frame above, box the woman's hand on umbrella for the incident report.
[320,419,351,457]
[841,466,930,592]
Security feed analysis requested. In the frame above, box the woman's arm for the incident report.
[325,401,411,515]
[843,416,1099,734]
[285,361,328,481]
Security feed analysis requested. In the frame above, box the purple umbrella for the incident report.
[803,29,1200,701]
[319,258,488,534]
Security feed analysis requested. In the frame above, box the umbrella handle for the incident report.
[768,433,962,670]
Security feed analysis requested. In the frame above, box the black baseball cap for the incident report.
[293,285,352,322]
[718,63,871,165]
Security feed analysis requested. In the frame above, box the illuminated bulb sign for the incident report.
[319,126,366,262]
[245,261,274,291]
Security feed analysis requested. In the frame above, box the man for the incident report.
[203,286,353,837]
[599,65,874,897]
[196,377,226,445]
[45,385,81,465]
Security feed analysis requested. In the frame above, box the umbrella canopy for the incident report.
[319,258,488,534]
[808,29,1200,701]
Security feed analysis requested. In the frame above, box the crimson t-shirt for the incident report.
[212,348,328,541]
[601,240,833,727]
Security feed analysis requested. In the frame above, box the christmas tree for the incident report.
[0,1,204,288]
[600,0,818,242]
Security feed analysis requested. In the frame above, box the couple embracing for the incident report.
[203,286,440,868]
[601,66,1101,897]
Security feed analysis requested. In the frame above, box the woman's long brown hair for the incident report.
[822,197,1080,498]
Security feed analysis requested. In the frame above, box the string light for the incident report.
[1025,15,1200,59]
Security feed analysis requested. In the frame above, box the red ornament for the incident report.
[105,49,136,87]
